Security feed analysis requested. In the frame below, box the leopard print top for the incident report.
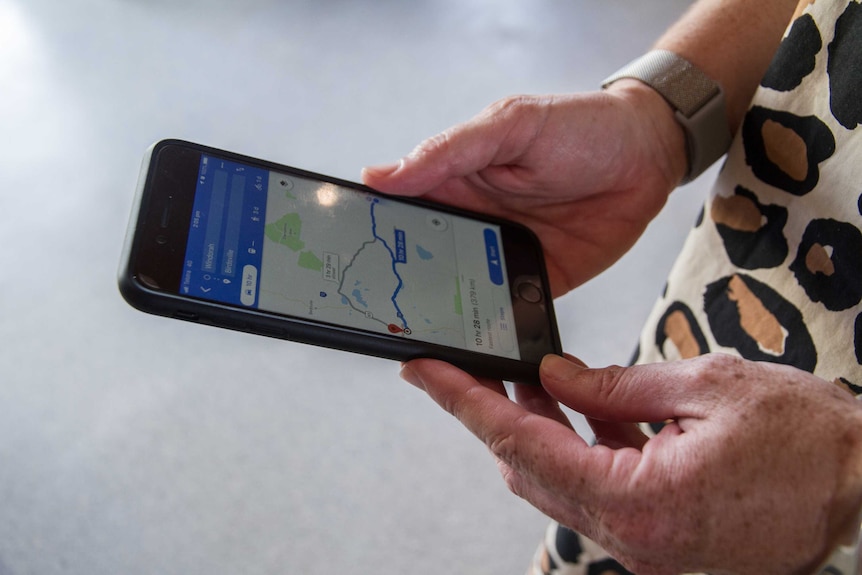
[636,0,862,396]
[533,1,862,573]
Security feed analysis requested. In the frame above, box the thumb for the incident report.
[362,98,540,195]
[361,126,500,197]
[539,354,704,423]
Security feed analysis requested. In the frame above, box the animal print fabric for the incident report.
[530,1,862,573]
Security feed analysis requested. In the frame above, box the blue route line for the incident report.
[369,199,409,330]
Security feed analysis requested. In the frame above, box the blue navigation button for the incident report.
[484,228,504,285]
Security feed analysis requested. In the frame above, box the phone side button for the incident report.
[217,317,249,330]
[173,310,199,321]
[256,325,284,337]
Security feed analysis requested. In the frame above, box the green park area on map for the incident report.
[264,213,304,252]
[264,212,324,272]
[298,250,323,271]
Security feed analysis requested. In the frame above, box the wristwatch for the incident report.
[602,49,732,184]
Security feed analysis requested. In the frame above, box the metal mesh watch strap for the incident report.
[602,49,732,184]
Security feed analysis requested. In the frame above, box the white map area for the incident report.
[257,173,467,347]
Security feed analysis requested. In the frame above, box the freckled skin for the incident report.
[400,354,862,575]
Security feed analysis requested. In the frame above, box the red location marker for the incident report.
[387,323,404,334]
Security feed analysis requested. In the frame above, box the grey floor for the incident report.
[0,1,713,574]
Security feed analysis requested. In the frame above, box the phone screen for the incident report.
[181,153,523,360]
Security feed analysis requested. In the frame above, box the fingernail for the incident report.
[540,354,585,379]
[541,353,566,371]
[400,363,426,391]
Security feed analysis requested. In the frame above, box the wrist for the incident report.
[822,404,862,573]
[805,400,862,574]
[603,79,688,189]
[602,50,732,185]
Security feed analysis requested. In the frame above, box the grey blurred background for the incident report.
[0,1,711,573]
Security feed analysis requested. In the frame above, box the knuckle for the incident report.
[410,129,453,160]
[486,94,530,115]
[484,410,540,472]
[688,353,747,389]
[485,415,527,461]
[696,352,741,371]
[484,94,547,118]
[593,364,631,402]
[436,382,473,421]
[496,460,526,497]
[484,95,552,136]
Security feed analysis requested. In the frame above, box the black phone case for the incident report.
[119,140,562,385]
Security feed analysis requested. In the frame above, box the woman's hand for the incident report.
[363,83,687,297]
[400,354,862,575]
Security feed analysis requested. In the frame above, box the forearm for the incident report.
[654,0,800,133]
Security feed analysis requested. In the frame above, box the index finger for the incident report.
[400,358,634,504]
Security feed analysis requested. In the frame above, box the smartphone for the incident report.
[119,140,561,384]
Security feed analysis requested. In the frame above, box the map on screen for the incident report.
[181,155,520,359]
[258,174,466,348]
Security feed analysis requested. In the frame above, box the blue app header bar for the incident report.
[182,155,269,307]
